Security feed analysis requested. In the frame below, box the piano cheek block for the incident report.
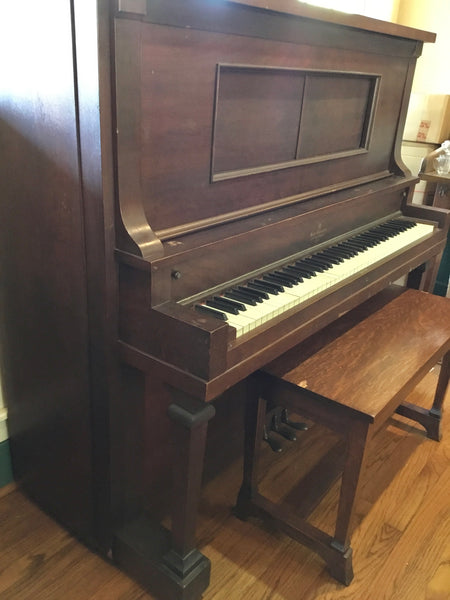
[148,304,230,379]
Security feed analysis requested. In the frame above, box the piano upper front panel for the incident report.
[114,7,421,245]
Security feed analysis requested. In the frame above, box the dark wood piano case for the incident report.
[0,2,448,599]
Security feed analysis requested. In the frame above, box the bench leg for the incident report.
[396,351,449,442]
[329,419,372,584]
[430,351,450,440]
[235,377,267,520]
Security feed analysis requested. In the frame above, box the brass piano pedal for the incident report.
[263,424,283,453]
[281,408,309,431]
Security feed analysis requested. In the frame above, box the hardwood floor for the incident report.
[0,367,449,600]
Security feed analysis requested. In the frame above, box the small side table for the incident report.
[419,171,450,296]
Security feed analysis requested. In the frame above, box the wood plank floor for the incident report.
[0,367,449,600]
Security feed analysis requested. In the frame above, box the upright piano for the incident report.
[1,2,449,600]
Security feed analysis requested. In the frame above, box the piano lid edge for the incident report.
[226,1,436,45]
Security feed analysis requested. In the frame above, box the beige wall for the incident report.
[365,0,400,21]
[394,0,450,143]
[301,0,399,21]
[395,0,450,95]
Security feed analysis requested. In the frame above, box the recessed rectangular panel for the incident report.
[212,65,379,182]
[212,66,304,176]
[298,74,375,158]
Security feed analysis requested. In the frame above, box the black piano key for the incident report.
[381,221,402,231]
[274,270,302,283]
[225,290,258,306]
[360,231,382,244]
[390,219,415,231]
[339,238,364,248]
[315,251,342,264]
[237,285,269,300]
[295,260,323,273]
[330,245,357,258]
[377,229,398,238]
[303,257,332,270]
[362,231,389,241]
[342,240,368,251]
[263,274,293,287]
[371,228,393,239]
[195,304,228,321]
[213,295,247,311]
[207,299,240,315]
[323,247,348,259]
[292,262,320,275]
[248,280,282,294]
[351,236,377,247]
[376,221,398,231]
[354,233,379,243]
[284,265,313,278]
[377,224,401,235]
[337,241,361,252]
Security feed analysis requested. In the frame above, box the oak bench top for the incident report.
[263,288,450,425]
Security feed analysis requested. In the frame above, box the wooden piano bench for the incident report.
[234,286,450,586]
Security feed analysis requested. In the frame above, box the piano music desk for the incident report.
[235,287,450,585]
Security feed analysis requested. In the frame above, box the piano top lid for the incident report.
[229,0,436,43]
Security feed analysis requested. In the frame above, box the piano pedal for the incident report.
[280,408,309,431]
[263,424,283,453]
[270,412,297,442]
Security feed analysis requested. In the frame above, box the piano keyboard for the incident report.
[194,219,434,338]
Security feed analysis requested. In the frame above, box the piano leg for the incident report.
[113,388,214,600]
[406,262,426,289]
[421,251,444,292]
[407,252,443,292]
[163,391,216,597]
